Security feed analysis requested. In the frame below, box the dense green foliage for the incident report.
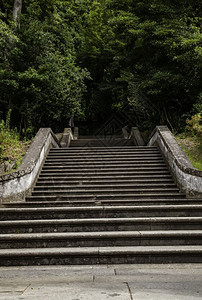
[80,0,202,130]
[0,0,90,133]
[0,0,201,133]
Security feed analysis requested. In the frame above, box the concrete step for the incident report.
[36,178,174,186]
[69,143,137,148]
[40,168,169,175]
[78,135,122,139]
[48,151,161,157]
[41,164,167,170]
[3,198,200,208]
[43,160,165,167]
[64,145,157,149]
[37,174,173,181]
[1,231,202,249]
[31,188,182,197]
[70,138,134,141]
[49,146,158,153]
[39,170,171,176]
[69,139,135,147]
[46,154,163,159]
[47,154,162,159]
[32,188,183,199]
[26,193,186,202]
[0,246,202,265]
[33,183,177,191]
[71,138,127,141]
[50,146,157,149]
[47,151,162,156]
[0,205,201,221]
[68,144,137,148]
[1,217,202,234]
[44,158,165,165]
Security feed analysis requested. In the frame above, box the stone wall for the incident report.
[0,128,60,202]
[148,126,202,198]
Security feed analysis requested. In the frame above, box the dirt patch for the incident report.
[177,137,196,150]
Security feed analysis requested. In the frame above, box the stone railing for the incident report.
[0,128,60,202]
[60,128,73,147]
[148,126,202,198]
[131,127,145,146]
[122,126,145,146]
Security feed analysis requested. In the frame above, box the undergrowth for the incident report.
[0,110,30,174]
[175,113,202,171]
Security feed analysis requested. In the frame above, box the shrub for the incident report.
[0,110,30,173]
[186,113,202,137]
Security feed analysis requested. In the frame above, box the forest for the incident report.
[0,0,201,135]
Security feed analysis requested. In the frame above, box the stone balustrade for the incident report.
[0,128,60,202]
[148,126,202,197]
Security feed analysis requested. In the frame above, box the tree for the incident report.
[13,0,22,23]
[79,0,201,130]
[0,0,90,133]
[0,0,201,134]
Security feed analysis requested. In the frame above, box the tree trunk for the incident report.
[13,0,22,23]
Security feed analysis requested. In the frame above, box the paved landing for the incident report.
[0,264,201,299]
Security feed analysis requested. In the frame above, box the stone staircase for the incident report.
[0,137,202,265]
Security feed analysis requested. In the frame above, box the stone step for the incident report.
[40,168,169,175]
[69,143,146,148]
[41,163,167,170]
[69,139,135,147]
[26,193,186,202]
[50,146,157,149]
[70,139,128,142]
[37,174,173,181]
[0,205,201,221]
[33,183,177,191]
[3,198,200,208]
[69,143,136,148]
[1,217,202,234]
[1,230,202,249]
[47,153,162,159]
[44,158,164,165]
[48,151,161,157]
[78,135,122,139]
[36,178,174,186]
[68,139,133,142]
[0,246,202,266]
[39,170,171,176]
[46,154,163,159]
[68,143,151,148]
[43,160,165,167]
[31,188,181,197]
[48,150,161,155]
[49,146,158,153]
[72,138,127,140]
